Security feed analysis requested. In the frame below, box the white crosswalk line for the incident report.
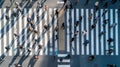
[57,59,70,62]
[110,9,114,55]
[49,8,53,55]
[81,9,84,55]
[8,9,12,56]
[3,8,6,27]
[0,9,1,55]
[115,9,118,55]
[105,9,109,55]
[86,9,89,55]
[34,8,38,53]
[3,8,7,54]
[100,9,104,55]
[18,9,23,45]
[66,9,70,52]
[23,9,30,55]
[96,10,99,55]
[58,65,70,67]
[71,9,75,55]
[91,9,94,55]
[13,8,17,56]
[0,9,1,30]
[44,11,48,55]
[54,8,58,55]
[38,9,44,55]
[76,9,79,55]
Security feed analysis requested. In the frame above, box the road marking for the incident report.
[96,10,99,55]
[76,8,79,55]
[91,9,94,55]
[81,9,84,55]
[8,9,12,56]
[66,9,70,52]
[115,9,118,55]
[100,9,104,55]
[86,9,89,55]
[71,9,75,55]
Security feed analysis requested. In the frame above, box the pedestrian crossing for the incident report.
[0,8,119,56]
[0,8,58,56]
[65,9,119,55]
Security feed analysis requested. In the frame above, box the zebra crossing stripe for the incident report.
[105,9,109,55]
[44,11,48,55]
[38,9,44,55]
[96,10,99,55]
[54,8,58,55]
[66,9,70,52]
[58,65,70,67]
[13,8,18,55]
[110,9,114,55]
[57,59,70,62]
[86,9,89,55]
[81,9,84,55]
[115,9,118,55]
[18,9,23,45]
[34,8,38,53]
[8,9,12,56]
[3,8,7,54]
[71,9,75,55]
[0,9,1,56]
[100,9,104,55]
[91,9,94,55]
[48,8,53,55]
[24,9,30,55]
[76,9,79,55]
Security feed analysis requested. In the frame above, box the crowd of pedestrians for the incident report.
[61,0,118,66]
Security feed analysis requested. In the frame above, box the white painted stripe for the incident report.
[34,8,38,53]
[49,8,53,55]
[0,9,1,55]
[53,8,58,55]
[58,65,70,67]
[3,8,6,26]
[44,11,48,55]
[86,9,89,55]
[91,9,94,55]
[96,10,99,55]
[24,8,28,48]
[58,54,67,57]
[81,9,84,55]
[29,33,33,55]
[105,9,109,55]
[57,1,64,4]
[0,9,1,30]
[110,9,114,55]
[100,9,104,55]
[71,9,75,55]
[38,9,44,55]
[76,9,79,55]
[57,59,70,62]
[115,9,118,55]
[3,8,7,54]
[18,9,22,45]
[8,9,12,56]
[66,9,70,52]
[13,8,17,55]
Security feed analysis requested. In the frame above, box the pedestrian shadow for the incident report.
[22,0,37,8]
[0,0,5,8]
[8,49,20,67]
[0,18,17,39]
[17,54,29,66]
[27,55,37,67]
